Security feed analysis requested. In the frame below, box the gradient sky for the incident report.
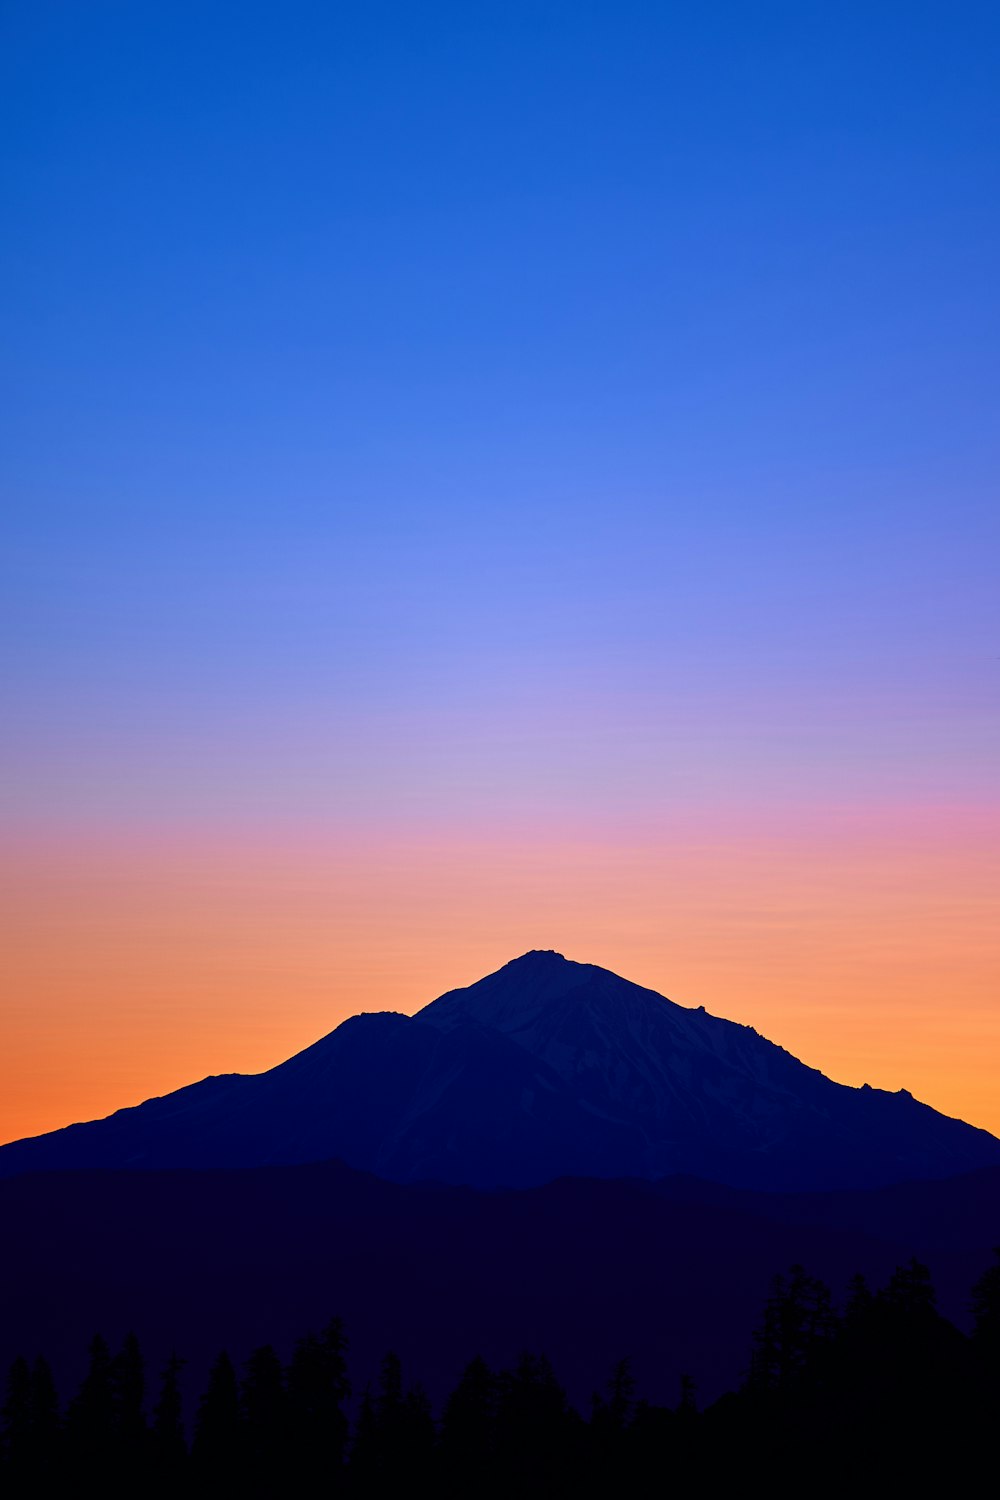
[2,1,998,1145]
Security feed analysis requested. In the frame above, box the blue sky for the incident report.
[2,0,1000,1146]
[2,0,998,824]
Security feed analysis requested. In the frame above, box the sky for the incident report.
[2,0,998,1145]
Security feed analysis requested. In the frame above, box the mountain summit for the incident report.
[2,951,997,1190]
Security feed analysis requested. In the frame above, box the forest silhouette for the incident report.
[3,1251,1000,1495]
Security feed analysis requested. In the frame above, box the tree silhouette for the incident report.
[240,1343,286,1489]
[29,1356,61,1481]
[150,1352,186,1487]
[367,1351,406,1487]
[2,1357,32,1483]
[677,1372,697,1417]
[349,1385,378,1488]
[403,1382,436,1473]
[286,1317,350,1487]
[192,1351,241,1486]
[11,1250,1000,1493]
[65,1334,115,1480]
[494,1353,577,1491]
[349,1351,435,1493]
[590,1359,637,1489]
[1,1354,63,1487]
[749,1263,837,1395]
[111,1332,147,1481]
[971,1248,1000,1365]
[879,1257,936,1321]
[440,1356,497,1493]
[592,1358,635,1434]
[844,1271,873,1323]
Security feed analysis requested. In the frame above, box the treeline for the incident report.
[4,1250,1000,1495]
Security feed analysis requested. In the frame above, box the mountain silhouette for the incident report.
[2,950,997,1190]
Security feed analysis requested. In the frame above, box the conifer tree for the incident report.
[749,1265,837,1394]
[348,1386,379,1491]
[2,1356,32,1480]
[0,1356,61,1485]
[594,1358,635,1433]
[403,1383,436,1473]
[349,1352,435,1493]
[30,1356,61,1483]
[677,1372,697,1418]
[495,1353,573,1490]
[65,1334,116,1479]
[371,1351,406,1484]
[971,1248,1000,1366]
[879,1258,936,1321]
[192,1351,242,1486]
[441,1355,497,1481]
[240,1343,286,1486]
[286,1317,350,1485]
[151,1353,187,1484]
[112,1331,147,1480]
[590,1359,636,1491]
[844,1271,874,1324]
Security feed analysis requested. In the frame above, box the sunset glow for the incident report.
[3,800,997,1145]
[3,2,997,1155]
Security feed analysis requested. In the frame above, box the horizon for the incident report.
[3,2,998,1147]
[2,943,996,1150]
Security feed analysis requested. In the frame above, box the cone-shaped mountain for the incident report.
[2,950,997,1190]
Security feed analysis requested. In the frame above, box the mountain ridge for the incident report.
[2,949,997,1191]
[4,1157,1000,1413]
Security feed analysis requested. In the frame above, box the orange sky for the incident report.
[3,803,998,1148]
[5,0,999,1189]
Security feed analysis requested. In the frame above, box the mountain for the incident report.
[3,1159,1000,1412]
[2,950,997,1190]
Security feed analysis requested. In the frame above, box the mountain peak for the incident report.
[3,950,999,1193]
[417,949,604,1035]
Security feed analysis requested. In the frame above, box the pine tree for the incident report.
[348,1386,378,1492]
[844,1272,874,1324]
[192,1351,242,1487]
[240,1343,286,1487]
[30,1356,61,1484]
[971,1248,1000,1366]
[879,1258,936,1321]
[403,1383,436,1474]
[286,1318,350,1487]
[151,1353,187,1486]
[590,1359,636,1491]
[441,1355,497,1485]
[749,1265,837,1394]
[349,1352,435,1492]
[677,1372,697,1418]
[112,1332,147,1481]
[2,1356,32,1481]
[65,1334,116,1480]
[1,1356,62,1485]
[595,1358,635,1432]
[371,1351,406,1485]
[495,1353,573,1490]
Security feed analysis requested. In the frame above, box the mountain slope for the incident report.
[1,950,997,1190]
